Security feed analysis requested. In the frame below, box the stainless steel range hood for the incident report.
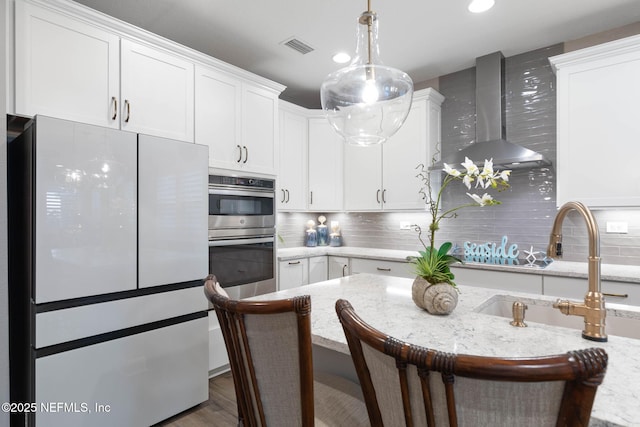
[432,52,551,170]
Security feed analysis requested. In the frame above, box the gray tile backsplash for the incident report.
[278,44,640,267]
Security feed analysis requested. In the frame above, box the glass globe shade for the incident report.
[320,10,413,146]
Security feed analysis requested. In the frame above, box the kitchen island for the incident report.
[254,273,640,427]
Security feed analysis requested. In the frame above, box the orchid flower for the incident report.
[467,193,495,206]
[461,157,479,175]
[481,158,494,177]
[443,163,461,177]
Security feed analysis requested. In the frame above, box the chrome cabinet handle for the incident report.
[111,96,117,120]
[376,189,381,203]
[123,100,131,123]
[377,267,391,272]
[310,191,313,205]
[281,189,286,203]
[288,260,301,265]
[285,189,290,203]
[236,145,242,162]
[382,189,387,204]
[342,265,348,277]
[603,292,629,299]
[242,146,248,163]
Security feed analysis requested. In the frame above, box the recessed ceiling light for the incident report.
[332,52,351,64]
[468,0,495,13]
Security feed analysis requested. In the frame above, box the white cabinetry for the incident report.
[14,1,120,129]
[308,117,344,211]
[344,89,444,211]
[450,267,543,294]
[351,258,414,279]
[120,39,194,141]
[309,256,328,283]
[550,35,640,207]
[543,276,639,306]
[279,258,308,290]
[278,102,308,210]
[15,2,195,142]
[195,63,281,175]
[208,311,229,375]
[329,256,351,279]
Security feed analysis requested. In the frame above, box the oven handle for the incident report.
[209,236,275,247]
[209,188,274,199]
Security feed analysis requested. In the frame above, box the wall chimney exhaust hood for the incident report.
[432,52,551,171]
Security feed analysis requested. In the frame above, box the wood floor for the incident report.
[153,372,238,427]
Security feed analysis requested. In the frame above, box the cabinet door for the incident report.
[195,64,241,168]
[450,267,543,294]
[242,84,279,175]
[543,276,639,306]
[278,108,307,211]
[279,259,308,290]
[552,39,640,207]
[308,256,328,284]
[120,39,194,142]
[328,256,350,279]
[138,136,208,288]
[15,2,120,128]
[308,118,344,211]
[343,144,383,211]
[382,99,428,210]
[350,258,414,279]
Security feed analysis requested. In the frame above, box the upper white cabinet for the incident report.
[13,0,284,147]
[308,117,344,211]
[120,40,194,142]
[550,35,640,207]
[195,64,281,175]
[14,1,120,129]
[15,2,194,142]
[278,102,308,211]
[344,89,444,211]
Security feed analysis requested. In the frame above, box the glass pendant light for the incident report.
[320,0,414,146]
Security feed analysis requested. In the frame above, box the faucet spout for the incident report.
[547,201,606,342]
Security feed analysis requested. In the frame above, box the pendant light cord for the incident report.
[367,0,373,65]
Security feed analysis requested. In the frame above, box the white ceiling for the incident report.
[73,0,640,108]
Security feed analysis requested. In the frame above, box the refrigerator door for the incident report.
[138,135,208,288]
[35,116,137,302]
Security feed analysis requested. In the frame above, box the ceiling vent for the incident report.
[282,37,315,55]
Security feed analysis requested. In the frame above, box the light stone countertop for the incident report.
[255,273,640,427]
[277,246,640,284]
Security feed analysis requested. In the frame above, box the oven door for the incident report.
[208,187,275,232]
[208,235,276,300]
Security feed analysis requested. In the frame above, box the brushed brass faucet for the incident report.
[547,201,607,342]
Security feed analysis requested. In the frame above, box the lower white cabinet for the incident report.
[309,256,328,284]
[450,267,543,294]
[208,311,229,375]
[35,318,208,427]
[279,258,308,290]
[351,258,414,279]
[329,256,351,279]
[543,276,639,306]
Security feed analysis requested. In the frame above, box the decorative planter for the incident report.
[411,277,458,315]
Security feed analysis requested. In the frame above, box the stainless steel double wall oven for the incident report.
[208,174,276,299]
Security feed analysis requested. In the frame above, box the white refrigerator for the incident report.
[8,115,209,427]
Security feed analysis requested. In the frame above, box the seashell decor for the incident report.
[412,277,458,315]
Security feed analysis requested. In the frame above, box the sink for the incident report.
[475,294,640,340]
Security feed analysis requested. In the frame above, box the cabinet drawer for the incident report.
[544,276,640,306]
[351,258,413,279]
[450,267,542,294]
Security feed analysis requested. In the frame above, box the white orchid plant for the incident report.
[408,157,511,287]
